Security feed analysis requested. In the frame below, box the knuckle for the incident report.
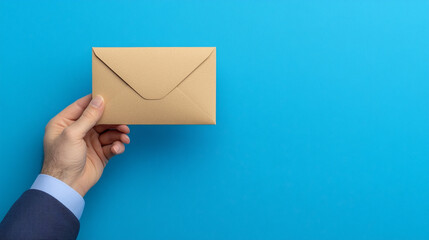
[45,119,54,131]
[45,123,51,132]
[83,109,98,120]
[61,127,76,139]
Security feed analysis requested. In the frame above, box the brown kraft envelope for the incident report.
[92,47,216,125]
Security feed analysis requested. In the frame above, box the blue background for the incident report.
[1,0,428,239]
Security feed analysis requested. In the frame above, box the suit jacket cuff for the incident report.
[31,174,85,220]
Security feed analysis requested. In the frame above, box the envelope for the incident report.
[92,47,216,125]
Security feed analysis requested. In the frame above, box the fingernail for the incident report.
[90,95,103,108]
[112,145,119,153]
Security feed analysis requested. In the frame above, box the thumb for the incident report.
[69,95,105,138]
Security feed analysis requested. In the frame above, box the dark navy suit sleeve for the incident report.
[0,189,80,240]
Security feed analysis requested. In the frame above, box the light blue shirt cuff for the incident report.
[31,174,85,220]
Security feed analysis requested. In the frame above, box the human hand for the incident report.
[41,94,130,197]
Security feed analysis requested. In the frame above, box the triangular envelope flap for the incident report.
[93,47,214,100]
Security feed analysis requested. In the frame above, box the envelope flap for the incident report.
[92,47,214,100]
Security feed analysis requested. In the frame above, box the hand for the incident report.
[41,94,130,197]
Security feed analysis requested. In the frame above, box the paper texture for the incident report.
[92,47,216,125]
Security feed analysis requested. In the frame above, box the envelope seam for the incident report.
[92,49,148,100]
[176,88,214,123]
[161,49,214,99]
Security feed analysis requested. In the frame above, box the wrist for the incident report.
[68,181,88,197]
[41,167,87,197]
